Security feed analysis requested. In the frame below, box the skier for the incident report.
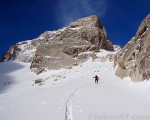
[93,75,100,84]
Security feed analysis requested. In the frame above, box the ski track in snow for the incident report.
[65,66,112,120]
[65,84,90,120]
[2,57,150,120]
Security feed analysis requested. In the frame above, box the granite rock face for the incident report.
[30,15,114,73]
[3,15,114,74]
[114,14,150,81]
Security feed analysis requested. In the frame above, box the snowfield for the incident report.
[0,51,150,120]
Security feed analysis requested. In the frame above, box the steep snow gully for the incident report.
[65,66,111,120]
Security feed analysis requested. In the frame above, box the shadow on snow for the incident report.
[0,61,24,94]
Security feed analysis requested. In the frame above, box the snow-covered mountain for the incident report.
[1,14,150,120]
[1,15,114,74]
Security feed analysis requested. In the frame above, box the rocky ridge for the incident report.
[2,15,114,74]
[114,14,150,81]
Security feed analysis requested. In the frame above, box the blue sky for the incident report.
[0,0,150,57]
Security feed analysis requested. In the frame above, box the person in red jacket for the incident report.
[93,75,100,84]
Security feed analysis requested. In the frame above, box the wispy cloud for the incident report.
[56,0,109,26]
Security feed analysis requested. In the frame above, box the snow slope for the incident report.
[0,51,150,120]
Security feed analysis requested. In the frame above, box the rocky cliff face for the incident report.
[3,15,114,74]
[114,14,150,81]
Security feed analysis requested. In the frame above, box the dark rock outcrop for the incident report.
[114,14,150,81]
[1,52,11,62]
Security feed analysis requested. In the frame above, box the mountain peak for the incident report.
[1,15,114,74]
[69,15,103,29]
